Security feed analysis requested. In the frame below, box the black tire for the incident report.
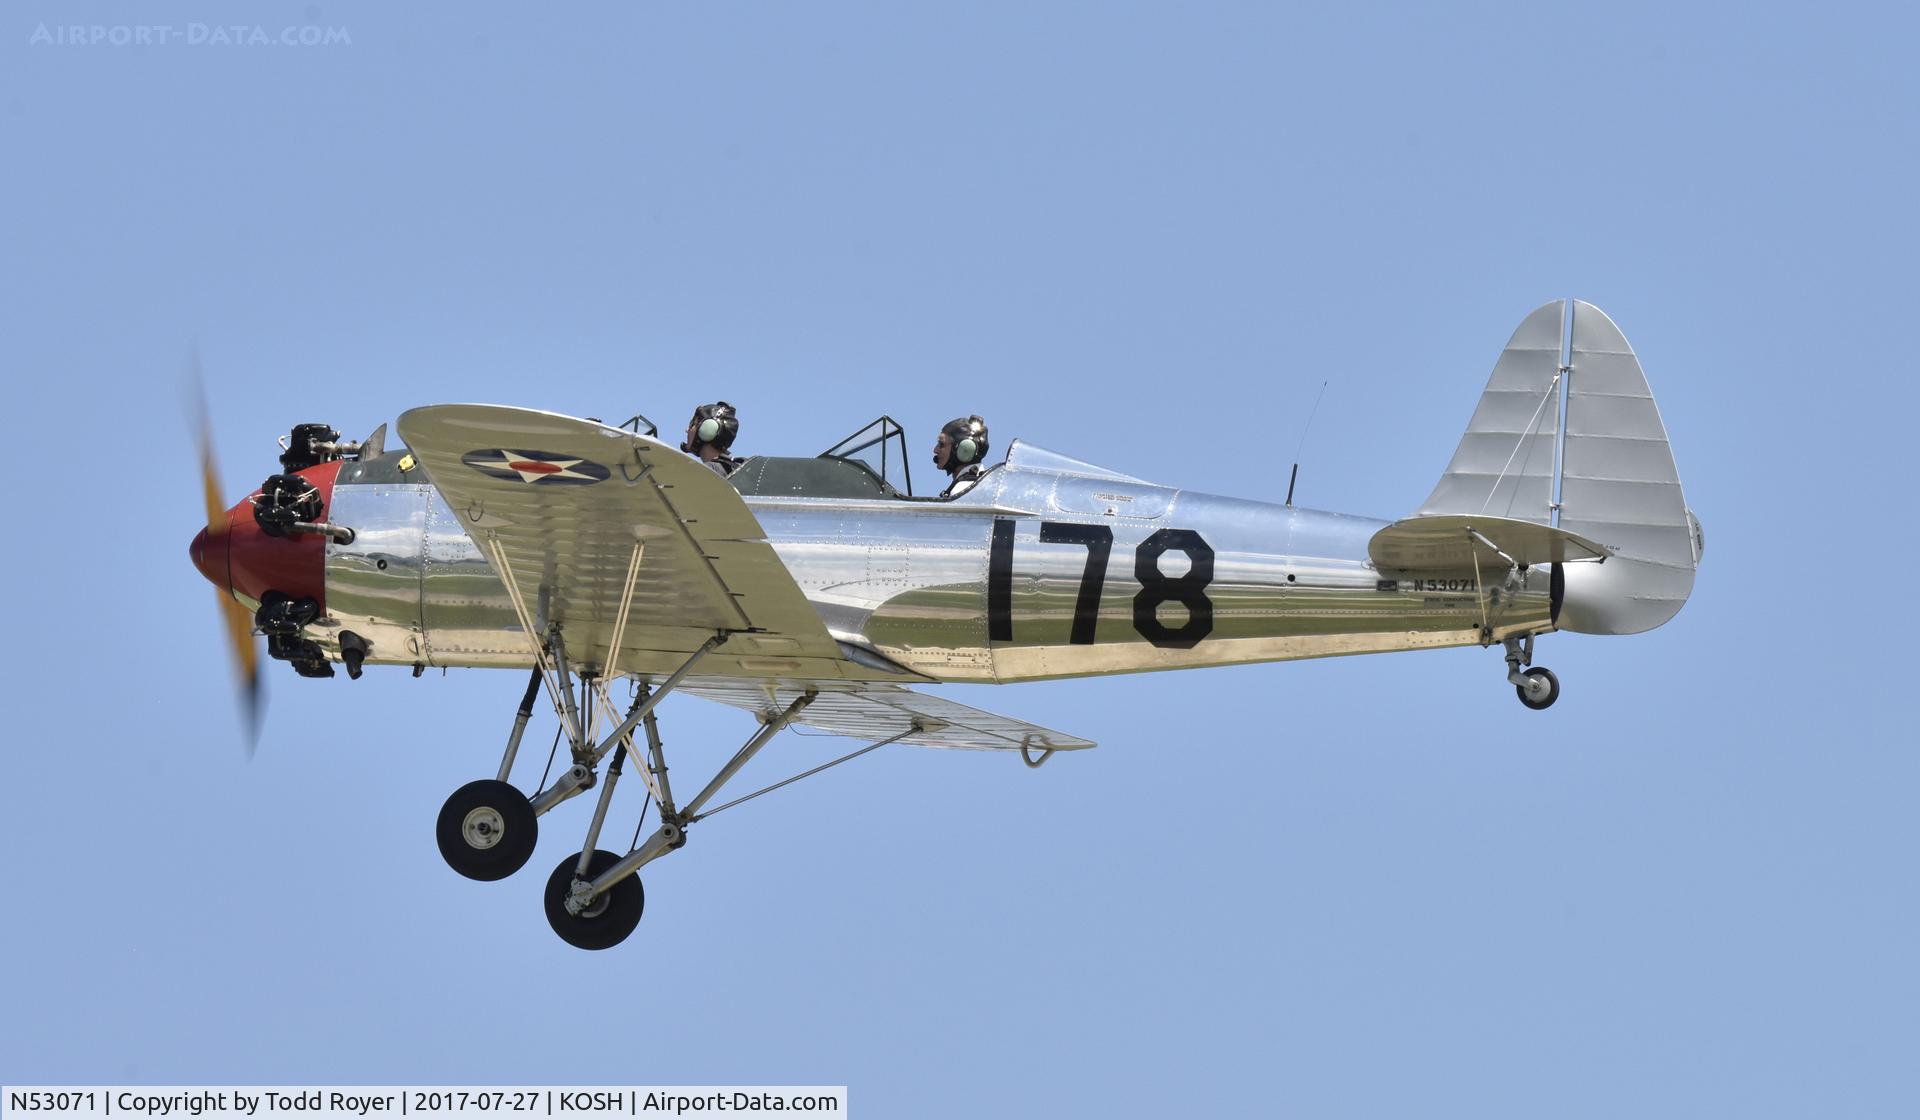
[545,849,644,951]
[435,779,538,881]
[1516,666,1560,711]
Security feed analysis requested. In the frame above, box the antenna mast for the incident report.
[1285,379,1329,508]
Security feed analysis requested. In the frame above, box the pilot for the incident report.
[934,415,989,498]
[682,401,743,477]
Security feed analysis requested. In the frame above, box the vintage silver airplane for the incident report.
[188,299,1702,948]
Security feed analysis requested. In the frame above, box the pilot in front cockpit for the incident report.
[682,401,744,478]
[934,415,989,498]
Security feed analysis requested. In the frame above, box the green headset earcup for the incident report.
[954,438,978,463]
[697,418,721,443]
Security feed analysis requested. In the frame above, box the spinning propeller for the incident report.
[189,371,264,750]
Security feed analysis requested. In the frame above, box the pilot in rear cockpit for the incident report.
[682,401,743,478]
[934,415,989,498]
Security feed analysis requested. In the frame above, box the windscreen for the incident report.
[820,416,914,496]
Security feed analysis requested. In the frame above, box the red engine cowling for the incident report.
[189,460,342,610]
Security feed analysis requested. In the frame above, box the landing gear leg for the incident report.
[434,626,715,883]
[1504,635,1559,710]
[542,720,649,949]
[544,689,816,950]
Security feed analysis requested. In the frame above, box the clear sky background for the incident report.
[3,2,1914,1116]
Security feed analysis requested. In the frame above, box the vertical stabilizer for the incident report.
[1417,301,1700,635]
[1417,300,1565,524]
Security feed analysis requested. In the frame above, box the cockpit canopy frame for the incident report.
[819,416,914,497]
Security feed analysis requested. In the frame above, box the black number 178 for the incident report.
[987,519,1214,649]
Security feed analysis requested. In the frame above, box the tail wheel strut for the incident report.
[1504,635,1560,711]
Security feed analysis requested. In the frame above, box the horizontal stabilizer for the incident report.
[682,682,1096,752]
[1369,515,1611,573]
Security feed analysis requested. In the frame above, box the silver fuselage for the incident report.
[320,443,1553,683]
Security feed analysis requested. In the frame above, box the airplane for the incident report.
[188,299,1703,949]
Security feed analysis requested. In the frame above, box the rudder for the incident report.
[1556,301,1700,634]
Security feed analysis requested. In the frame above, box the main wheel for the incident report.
[436,779,538,881]
[545,849,644,950]
[1516,666,1560,710]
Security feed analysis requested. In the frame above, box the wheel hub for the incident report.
[461,806,506,851]
[565,878,609,919]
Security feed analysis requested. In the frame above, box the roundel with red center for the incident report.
[460,448,612,485]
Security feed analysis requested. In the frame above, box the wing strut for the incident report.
[681,692,818,820]
[686,725,920,823]
[451,637,1082,950]
[526,631,725,817]
[1471,537,1492,639]
[581,691,822,898]
[483,525,722,793]
[483,530,583,748]
[601,541,645,681]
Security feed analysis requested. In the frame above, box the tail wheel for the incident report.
[545,849,645,951]
[1516,667,1560,710]
[436,779,538,881]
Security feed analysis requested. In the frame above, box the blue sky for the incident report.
[3,2,1914,1116]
